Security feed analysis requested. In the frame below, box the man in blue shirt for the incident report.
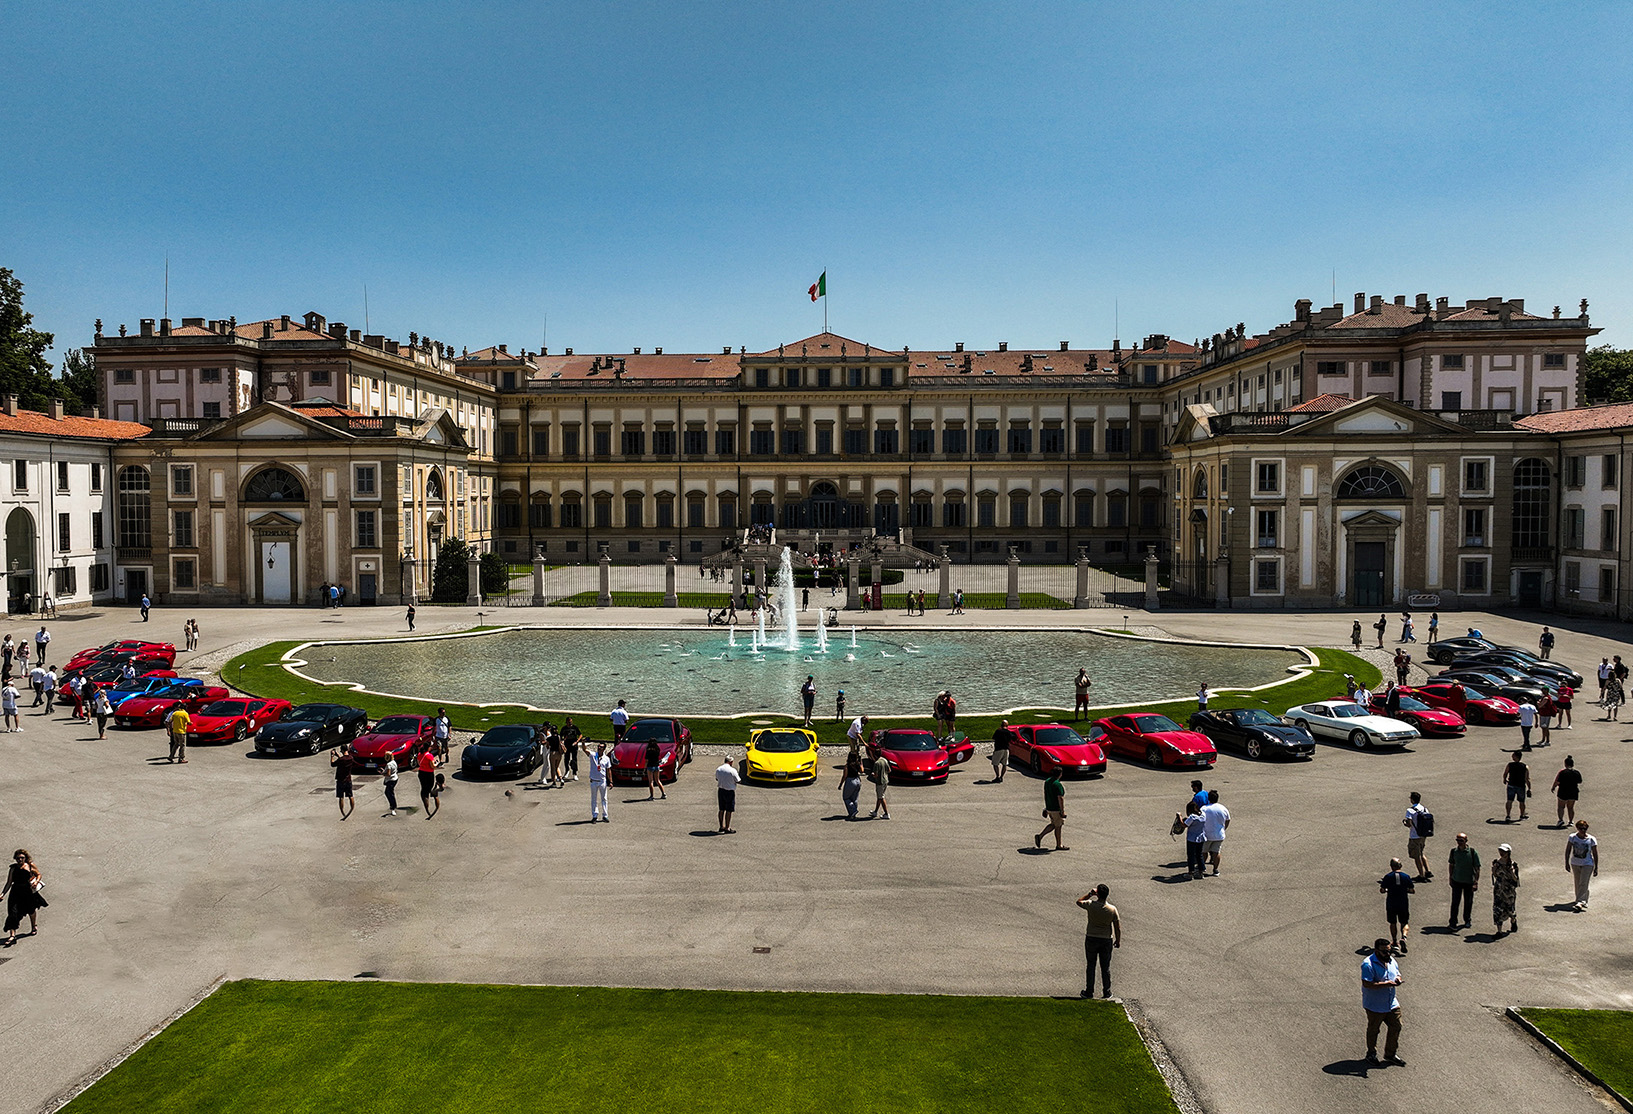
[1379,858,1415,954]
[1361,939,1405,1066]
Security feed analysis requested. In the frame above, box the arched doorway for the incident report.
[5,508,35,614]
[243,466,309,605]
[808,482,841,529]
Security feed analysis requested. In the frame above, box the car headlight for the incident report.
[294,728,312,737]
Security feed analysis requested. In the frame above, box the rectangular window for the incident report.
[843,428,867,455]
[354,465,376,496]
[1075,493,1094,526]
[750,428,774,456]
[170,464,193,497]
[90,462,101,492]
[115,368,134,383]
[309,369,331,385]
[1009,495,1028,528]
[54,461,70,493]
[1464,460,1488,492]
[173,558,196,590]
[1075,423,1095,454]
[53,566,76,597]
[1257,462,1280,493]
[1369,360,1392,376]
[625,498,643,529]
[754,368,769,388]
[682,429,706,456]
[1104,425,1129,454]
[848,367,864,387]
[781,428,804,455]
[92,563,108,592]
[12,460,26,491]
[880,367,895,388]
[1565,561,1581,593]
[1007,426,1032,454]
[57,512,71,552]
[943,500,966,528]
[202,401,221,419]
[1544,353,1566,368]
[785,367,800,388]
[592,428,611,458]
[1042,497,1060,528]
[977,499,995,528]
[1602,508,1618,552]
[1601,566,1616,599]
[656,500,673,528]
[1603,455,1618,489]
[910,428,934,455]
[1460,558,1487,592]
[943,427,967,455]
[1040,426,1064,454]
[910,501,932,528]
[653,430,676,457]
[1567,456,1585,487]
[559,501,582,528]
[816,427,833,455]
[621,428,645,457]
[715,428,735,456]
[1463,508,1486,547]
[1441,391,1462,411]
[719,499,735,531]
[172,509,195,548]
[562,426,581,457]
[501,370,517,391]
[687,500,704,528]
[1256,559,1279,592]
[356,509,378,548]
[594,500,611,529]
[1565,508,1585,548]
[1143,364,1158,385]
[1107,494,1127,528]
[500,428,519,456]
[91,512,104,549]
[529,502,551,529]
[874,428,898,454]
[1316,361,1345,376]
[1140,496,1160,529]
[531,427,551,456]
[1442,354,1465,369]
[817,367,832,388]
[1140,425,1159,454]
[1256,509,1277,548]
[974,427,999,455]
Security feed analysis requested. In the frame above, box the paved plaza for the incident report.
[2,598,1629,1114]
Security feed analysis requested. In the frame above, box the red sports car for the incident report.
[610,718,694,784]
[350,714,434,772]
[186,697,294,744]
[1094,713,1218,768]
[66,641,176,672]
[1365,692,1466,736]
[1007,723,1108,777]
[1402,683,1519,726]
[865,728,975,783]
[112,685,232,729]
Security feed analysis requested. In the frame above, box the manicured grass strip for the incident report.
[1517,1009,1633,1101]
[64,981,1179,1114]
[551,591,736,607]
[223,638,1375,748]
[546,590,1070,609]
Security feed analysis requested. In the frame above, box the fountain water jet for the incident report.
[815,621,829,653]
[776,546,800,651]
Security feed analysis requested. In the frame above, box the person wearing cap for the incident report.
[1491,844,1519,934]
[846,713,867,758]
[800,675,816,727]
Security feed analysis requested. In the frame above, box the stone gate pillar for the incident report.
[937,544,951,609]
[1074,546,1092,609]
[1006,546,1021,609]
[664,551,678,607]
[846,555,861,610]
[1144,545,1161,611]
[466,554,482,606]
[532,546,547,606]
[597,546,612,607]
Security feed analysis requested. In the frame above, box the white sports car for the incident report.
[1281,700,1419,749]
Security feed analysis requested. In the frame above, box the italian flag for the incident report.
[808,272,826,302]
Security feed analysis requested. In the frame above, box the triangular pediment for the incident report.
[193,402,352,442]
[248,510,303,531]
[1288,395,1469,438]
[1341,509,1403,528]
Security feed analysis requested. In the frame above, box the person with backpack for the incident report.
[1404,792,1433,881]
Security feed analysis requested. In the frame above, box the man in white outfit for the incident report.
[585,740,613,822]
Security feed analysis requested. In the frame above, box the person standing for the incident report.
[1201,790,1230,876]
[1503,751,1532,821]
[1074,668,1093,720]
[1537,691,1555,746]
[610,699,630,743]
[1491,844,1519,934]
[1552,756,1582,826]
[432,709,451,766]
[990,720,1014,782]
[542,728,564,787]
[1189,780,1209,810]
[1426,611,1439,644]
[406,604,416,632]
[166,703,191,764]
[2,679,19,733]
[1379,858,1415,954]
[1373,613,1387,649]
[1404,792,1432,881]
[917,589,926,615]
[1351,621,1363,650]
[1446,833,1480,930]
[416,746,437,815]
[644,731,667,801]
[40,668,56,714]
[800,675,816,727]
[92,687,112,738]
[560,717,581,781]
[330,743,356,819]
[870,749,891,820]
[1,850,46,946]
[1517,700,1536,751]
[34,626,49,667]
[1361,938,1405,1066]
[381,754,399,816]
[1565,820,1599,910]
[847,714,869,761]
[838,751,863,820]
[801,587,809,612]
[140,593,151,621]
[1179,801,1207,879]
[585,740,612,822]
[424,773,444,818]
[715,754,741,833]
[834,688,846,724]
[1538,626,1555,660]
[1556,682,1574,728]
[1035,767,1067,851]
[1076,884,1121,999]
[1195,682,1210,712]
[1596,657,1612,705]
[1604,669,1625,721]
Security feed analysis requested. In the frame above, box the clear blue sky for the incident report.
[6,1,1632,362]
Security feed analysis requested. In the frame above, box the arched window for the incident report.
[424,470,444,502]
[1336,465,1406,500]
[1192,469,1208,500]
[244,467,306,503]
[117,466,151,547]
[1513,459,1551,550]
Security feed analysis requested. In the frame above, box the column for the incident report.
[597,546,612,607]
[532,547,546,606]
[663,551,678,607]
[1214,555,1230,607]
[937,544,951,609]
[1074,546,1092,608]
[1006,546,1021,609]
[846,554,860,610]
[401,552,417,606]
[732,554,744,607]
[465,554,482,606]
[1144,545,1161,611]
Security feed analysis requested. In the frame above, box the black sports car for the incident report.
[1434,669,1551,705]
[461,724,546,778]
[1427,637,1496,665]
[1452,650,1582,688]
[254,702,369,755]
[1188,707,1316,760]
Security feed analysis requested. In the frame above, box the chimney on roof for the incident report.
[305,312,325,333]
[1354,293,1366,314]
[1393,295,1406,306]
[633,347,641,355]
[1368,296,1383,314]
[955,342,964,352]
[3,395,17,417]
[1021,353,1033,372]
[1088,355,1098,371]
[653,347,662,355]
[1294,299,1312,323]
[1415,293,1430,313]
[564,347,573,356]
[1553,306,1562,319]
[1499,302,1512,323]
[159,318,172,336]
[1112,338,1121,356]
[91,405,101,420]
[1060,341,1069,351]
[1510,299,1524,314]
[280,315,291,331]
[328,323,346,339]
[49,399,64,421]
[1486,297,1502,313]
[140,319,155,337]
[1435,297,1450,320]
[262,322,274,339]
[998,341,1008,352]
[181,317,204,328]
[722,346,731,355]
[349,329,361,341]
[498,344,507,354]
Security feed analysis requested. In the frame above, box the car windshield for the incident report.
[478,726,535,747]
[1327,704,1367,718]
[373,717,422,735]
[288,705,338,722]
[754,730,811,753]
[199,701,249,716]
[626,721,674,743]
[1395,696,1431,712]
[1031,726,1086,747]
[882,731,940,751]
[1232,709,1280,726]
[1131,715,1183,733]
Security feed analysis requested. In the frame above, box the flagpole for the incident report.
[823,266,828,333]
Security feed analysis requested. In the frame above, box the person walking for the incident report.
[40,668,56,714]
[92,687,112,738]
[14,641,27,673]
[1400,613,1414,642]
[330,743,356,819]
[1552,756,1582,827]
[34,626,49,667]
[1034,767,1067,851]
[1351,621,1363,650]
[585,740,612,822]
[800,675,816,727]
[1201,790,1230,876]
[838,751,863,820]
[1447,833,1480,930]
[424,773,444,818]
[1596,657,1612,705]
[1537,691,1555,746]
[560,717,581,781]
[1373,613,1387,649]
[1604,669,1625,721]
[27,664,44,708]
[405,604,416,632]
[1361,938,1406,1066]
[2,679,19,733]
[1189,779,1209,810]
[432,709,451,766]
[1074,668,1093,720]
[715,754,740,833]
[1503,750,1532,822]
[990,721,1014,782]
[1379,858,1415,954]
[1538,626,1555,660]
[1491,844,1519,934]
[869,749,891,820]
[2,850,47,946]
[1556,682,1574,728]
[1076,884,1120,999]
[1405,792,1432,881]
[166,703,191,763]
[1565,820,1599,910]
[1516,700,1536,751]
[1427,611,1439,644]
[834,688,846,723]
[610,699,630,743]
[643,731,667,801]
[1179,800,1207,879]
[378,754,400,816]
[140,592,151,621]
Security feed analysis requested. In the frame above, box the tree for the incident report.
[1582,345,1633,405]
[58,348,99,414]
[431,536,473,602]
[480,551,510,595]
[0,267,61,410]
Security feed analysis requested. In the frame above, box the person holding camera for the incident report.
[1076,885,1120,999]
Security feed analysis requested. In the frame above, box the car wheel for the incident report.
[1245,738,1262,760]
[1295,719,1311,736]
[1348,729,1370,749]
[1145,745,1162,767]
[233,722,247,741]
[1031,752,1043,774]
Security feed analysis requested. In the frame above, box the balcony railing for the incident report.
[115,546,152,563]
[1511,545,1555,561]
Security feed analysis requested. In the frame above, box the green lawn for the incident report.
[546,590,1069,609]
[65,981,1179,1114]
[223,637,1377,748]
[1518,1009,1633,1099]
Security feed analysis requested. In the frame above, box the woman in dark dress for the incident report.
[3,849,46,944]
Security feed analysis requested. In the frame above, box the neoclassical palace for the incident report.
[2,289,1610,615]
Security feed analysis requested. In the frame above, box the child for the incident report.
[427,774,445,819]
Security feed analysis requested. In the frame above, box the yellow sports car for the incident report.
[743,727,821,784]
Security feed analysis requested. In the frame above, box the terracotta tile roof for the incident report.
[1444,306,1545,322]
[238,317,332,342]
[0,409,150,441]
[749,332,878,357]
[289,398,364,419]
[461,346,531,363]
[1327,304,1431,329]
[907,348,1122,376]
[1515,403,1633,434]
[165,325,225,337]
[531,352,744,382]
[1287,393,1357,413]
